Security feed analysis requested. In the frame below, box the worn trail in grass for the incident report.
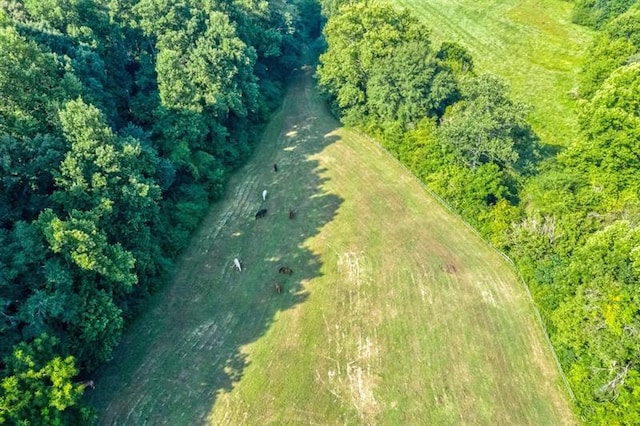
[89,70,576,424]
[393,0,592,147]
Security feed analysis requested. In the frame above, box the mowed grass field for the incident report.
[393,0,592,147]
[88,70,576,424]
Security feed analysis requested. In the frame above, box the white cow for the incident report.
[262,190,267,201]
[233,258,242,272]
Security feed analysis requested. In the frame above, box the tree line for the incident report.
[317,1,640,424]
[0,0,322,423]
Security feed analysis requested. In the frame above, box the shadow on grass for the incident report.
[87,69,344,424]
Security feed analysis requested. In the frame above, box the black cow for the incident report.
[278,266,293,275]
[289,209,296,219]
[273,163,278,172]
[255,209,267,219]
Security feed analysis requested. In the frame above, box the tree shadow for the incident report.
[86,68,344,424]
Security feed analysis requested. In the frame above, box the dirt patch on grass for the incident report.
[442,263,458,274]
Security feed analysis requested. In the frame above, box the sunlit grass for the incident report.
[88,72,576,424]
[392,0,593,147]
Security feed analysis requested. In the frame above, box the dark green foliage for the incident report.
[316,2,459,128]
[0,0,321,421]
[0,222,49,354]
[317,3,421,122]
[0,20,82,137]
[367,42,458,126]
[571,0,638,28]
[153,11,259,118]
[5,0,132,127]
[438,74,537,173]
[0,134,67,226]
[436,42,474,76]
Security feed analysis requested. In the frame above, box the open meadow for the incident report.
[87,70,576,424]
[392,0,592,147]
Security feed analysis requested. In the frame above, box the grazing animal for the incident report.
[233,258,242,272]
[278,266,293,275]
[262,190,267,201]
[289,209,296,219]
[273,163,278,172]
[255,209,267,219]
[274,282,282,294]
[82,380,95,390]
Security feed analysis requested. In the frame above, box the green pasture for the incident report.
[393,0,592,147]
[88,70,576,424]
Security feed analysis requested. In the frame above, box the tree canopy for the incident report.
[316,2,458,128]
[0,0,322,421]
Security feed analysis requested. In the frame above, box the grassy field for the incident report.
[88,70,576,424]
[392,0,592,147]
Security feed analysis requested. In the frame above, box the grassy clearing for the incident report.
[88,70,575,424]
[392,0,592,147]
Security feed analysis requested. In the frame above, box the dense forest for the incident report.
[0,0,321,422]
[317,0,640,424]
